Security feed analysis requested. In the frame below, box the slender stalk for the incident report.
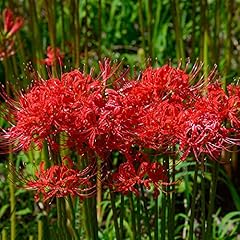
[97,158,102,221]
[191,0,196,58]
[141,186,152,240]
[161,191,166,240]
[213,0,220,64]
[189,163,199,240]
[90,197,99,240]
[66,197,80,239]
[129,193,137,240]
[110,191,120,240]
[201,160,206,239]
[120,194,125,239]
[154,197,159,240]
[38,219,43,240]
[2,229,7,240]
[223,0,233,90]
[60,0,65,52]
[98,0,102,60]
[169,157,176,240]
[138,0,145,50]
[75,0,80,67]
[171,0,185,63]
[44,0,57,76]
[147,0,153,58]
[84,0,89,71]
[29,0,42,72]
[83,199,91,240]
[205,162,219,239]
[3,59,16,240]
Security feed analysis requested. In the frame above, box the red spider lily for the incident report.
[42,46,64,66]
[176,85,240,161]
[3,8,24,38]
[25,159,96,202]
[0,78,64,152]
[0,9,23,60]
[111,160,168,197]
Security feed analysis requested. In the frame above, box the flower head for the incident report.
[42,46,64,66]
[111,158,168,197]
[3,8,24,38]
[25,159,96,202]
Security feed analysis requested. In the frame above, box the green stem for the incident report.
[161,191,166,240]
[84,0,89,71]
[136,196,141,240]
[141,186,152,240]
[66,197,80,239]
[154,197,159,240]
[120,194,125,240]
[129,193,137,240]
[2,229,7,240]
[138,0,145,50]
[60,0,65,52]
[213,0,220,64]
[171,0,185,63]
[223,0,233,90]
[110,191,120,240]
[205,162,219,239]
[4,59,16,240]
[90,197,99,240]
[38,219,43,240]
[75,0,80,67]
[147,0,153,58]
[169,157,176,240]
[201,160,206,239]
[83,199,91,240]
[44,0,57,76]
[98,0,102,60]
[189,163,199,240]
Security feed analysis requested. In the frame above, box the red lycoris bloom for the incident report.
[42,46,64,66]
[111,160,168,197]
[0,78,64,151]
[25,160,96,202]
[3,8,24,38]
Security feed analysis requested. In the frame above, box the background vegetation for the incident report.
[0,0,240,239]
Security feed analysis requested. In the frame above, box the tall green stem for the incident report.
[129,193,137,239]
[171,0,185,63]
[205,162,219,239]
[38,219,43,240]
[189,163,199,240]
[120,194,125,239]
[154,197,159,240]
[141,186,152,240]
[110,191,120,240]
[3,59,16,240]
[201,160,206,239]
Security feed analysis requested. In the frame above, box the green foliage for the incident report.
[0,0,240,239]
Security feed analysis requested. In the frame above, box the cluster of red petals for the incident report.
[1,59,240,197]
[41,46,64,66]
[111,158,168,197]
[0,8,24,60]
[25,160,96,202]
[3,8,24,38]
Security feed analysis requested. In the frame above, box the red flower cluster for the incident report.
[26,159,96,202]
[41,46,64,66]
[111,156,168,197]
[0,8,24,60]
[1,59,240,198]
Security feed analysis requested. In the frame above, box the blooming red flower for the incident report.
[3,8,24,38]
[111,159,168,197]
[42,46,64,66]
[25,159,96,202]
